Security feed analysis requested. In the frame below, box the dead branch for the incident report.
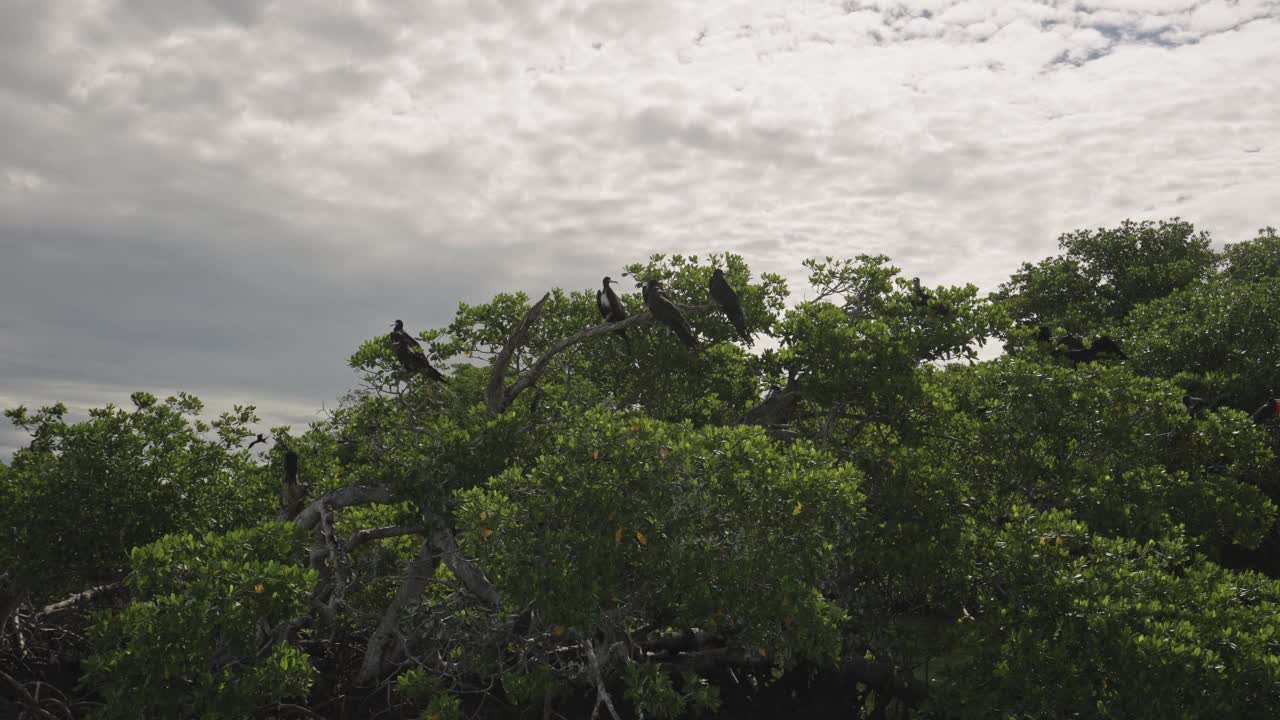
[0,668,59,720]
[37,582,126,618]
[486,293,552,416]
[425,511,500,607]
[501,312,656,413]
[484,292,724,418]
[584,639,622,720]
[293,486,396,531]
[356,540,440,685]
[344,525,426,554]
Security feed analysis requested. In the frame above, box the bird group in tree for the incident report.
[388,319,447,383]
[597,268,754,351]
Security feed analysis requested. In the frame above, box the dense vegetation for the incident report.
[2,218,1279,719]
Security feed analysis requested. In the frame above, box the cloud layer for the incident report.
[2,0,1278,455]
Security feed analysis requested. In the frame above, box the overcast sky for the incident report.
[2,0,1278,458]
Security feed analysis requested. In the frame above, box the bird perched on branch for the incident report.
[709,268,752,346]
[910,277,951,317]
[596,277,630,349]
[642,279,699,351]
[389,319,447,383]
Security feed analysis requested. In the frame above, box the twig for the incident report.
[583,640,622,720]
[0,668,59,720]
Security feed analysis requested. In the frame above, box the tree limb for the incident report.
[37,582,126,617]
[0,668,59,720]
[293,486,396,531]
[487,293,552,416]
[502,311,656,413]
[425,511,500,607]
[344,524,426,554]
[355,539,440,685]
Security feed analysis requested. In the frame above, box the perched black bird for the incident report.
[389,320,447,383]
[910,277,931,306]
[910,277,951,317]
[642,280,699,351]
[1252,398,1280,422]
[247,433,268,450]
[596,277,630,348]
[1036,326,1055,343]
[709,268,752,346]
[391,319,422,349]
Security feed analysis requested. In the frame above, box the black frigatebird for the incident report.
[389,320,448,383]
[642,280,698,351]
[709,268,752,346]
[596,277,630,349]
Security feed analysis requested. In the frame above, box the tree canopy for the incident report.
[3,224,1279,719]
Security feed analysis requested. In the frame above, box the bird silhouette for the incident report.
[709,269,752,346]
[596,277,630,349]
[389,320,447,383]
[909,277,951,317]
[247,433,268,449]
[642,280,699,351]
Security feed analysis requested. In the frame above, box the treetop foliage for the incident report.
[3,225,1280,719]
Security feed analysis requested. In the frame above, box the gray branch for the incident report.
[293,485,396,531]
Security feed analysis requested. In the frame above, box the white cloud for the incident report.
[1,0,1278,458]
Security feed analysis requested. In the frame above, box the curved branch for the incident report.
[38,582,126,617]
[485,294,723,417]
[344,524,426,553]
[487,293,552,416]
[502,312,656,411]
[355,539,439,685]
[293,486,396,531]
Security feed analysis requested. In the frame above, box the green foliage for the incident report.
[456,408,861,658]
[624,662,721,719]
[940,507,1280,719]
[1124,258,1280,409]
[10,218,1280,720]
[83,522,318,719]
[996,218,1217,331]
[0,393,273,600]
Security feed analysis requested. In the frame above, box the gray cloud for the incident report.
[3,0,1280,459]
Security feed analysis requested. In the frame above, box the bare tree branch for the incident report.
[0,668,59,720]
[344,525,426,554]
[487,293,552,416]
[355,539,439,685]
[425,511,500,607]
[37,582,126,618]
[502,312,655,412]
[293,486,396,531]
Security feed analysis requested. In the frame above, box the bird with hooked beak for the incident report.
[388,319,447,383]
